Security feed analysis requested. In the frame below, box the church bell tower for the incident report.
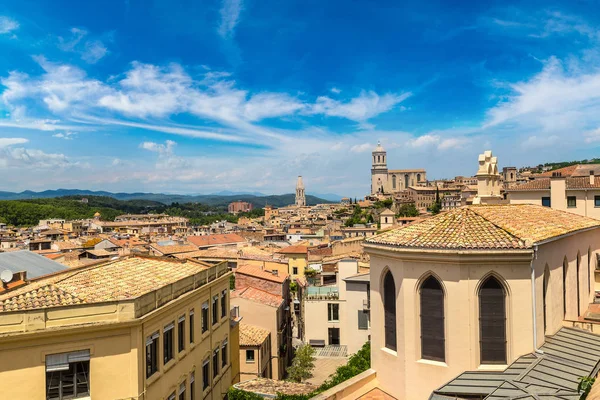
[371,141,389,194]
[295,176,306,207]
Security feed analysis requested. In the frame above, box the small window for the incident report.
[221,290,227,319]
[327,303,339,321]
[202,302,209,333]
[178,315,185,353]
[213,348,220,378]
[146,332,159,378]
[190,372,195,400]
[358,310,369,330]
[178,381,186,400]
[222,339,228,368]
[595,196,600,207]
[246,349,255,362]
[202,359,210,390]
[46,351,90,400]
[164,322,174,365]
[168,392,176,400]
[212,295,219,325]
[567,196,577,208]
[293,267,298,275]
[542,197,551,207]
[189,309,195,344]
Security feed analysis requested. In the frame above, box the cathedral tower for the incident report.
[295,176,306,207]
[371,141,389,194]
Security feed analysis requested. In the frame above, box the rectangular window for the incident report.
[202,359,210,390]
[221,290,227,319]
[190,372,195,400]
[567,196,577,208]
[178,381,186,400]
[222,339,228,368]
[246,349,255,362]
[189,309,195,344]
[595,196,600,207]
[164,322,174,365]
[358,310,369,330]
[202,302,209,333]
[146,332,159,378]
[293,267,298,275]
[168,392,176,400]
[327,303,339,322]
[178,315,185,353]
[212,295,219,325]
[542,197,551,207]
[213,348,219,378]
[46,350,91,400]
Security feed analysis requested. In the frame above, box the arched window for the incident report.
[417,173,421,182]
[563,258,568,319]
[479,276,506,364]
[383,271,397,351]
[543,265,550,333]
[377,155,380,163]
[577,253,581,317]
[404,174,409,189]
[420,276,444,361]
[392,175,396,189]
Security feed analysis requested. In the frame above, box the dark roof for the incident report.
[431,328,600,400]
[0,250,67,279]
[343,273,370,283]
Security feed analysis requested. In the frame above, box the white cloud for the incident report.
[0,146,74,169]
[584,128,600,143]
[58,27,109,64]
[0,138,28,148]
[350,143,372,153]
[218,0,243,39]
[407,134,468,150]
[140,140,189,170]
[407,134,439,148]
[0,16,18,35]
[311,91,411,122]
[52,131,77,140]
[330,87,341,94]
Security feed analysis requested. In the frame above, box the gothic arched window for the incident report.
[417,173,421,182]
[383,271,397,351]
[404,174,409,189]
[479,276,506,364]
[420,276,444,361]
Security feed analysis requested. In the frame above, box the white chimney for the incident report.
[591,170,595,185]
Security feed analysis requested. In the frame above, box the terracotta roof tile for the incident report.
[0,257,212,311]
[365,204,600,250]
[235,264,289,283]
[277,245,308,254]
[566,176,600,189]
[537,164,580,177]
[231,286,283,308]
[187,233,246,247]
[239,323,270,346]
[150,243,198,255]
[507,178,550,191]
[235,378,315,396]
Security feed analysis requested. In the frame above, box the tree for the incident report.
[396,203,419,217]
[287,344,316,382]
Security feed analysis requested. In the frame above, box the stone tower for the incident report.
[295,176,306,207]
[371,141,389,194]
[473,150,504,204]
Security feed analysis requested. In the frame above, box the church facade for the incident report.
[371,142,426,194]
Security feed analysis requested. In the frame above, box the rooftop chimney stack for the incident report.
[591,170,595,185]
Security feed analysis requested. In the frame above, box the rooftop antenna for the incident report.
[0,269,13,287]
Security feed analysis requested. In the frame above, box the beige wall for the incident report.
[239,336,271,382]
[344,282,370,355]
[0,273,233,400]
[304,299,345,346]
[288,255,308,278]
[366,228,600,400]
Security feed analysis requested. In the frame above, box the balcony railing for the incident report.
[306,286,339,300]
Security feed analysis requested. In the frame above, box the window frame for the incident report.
[383,271,397,351]
[221,289,227,319]
[202,301,209,333]
[178,315,185,353]
[164,322,175,365]
[190,372,195,400]
[222,339,228,368]
[202,358,210,391]
[479,277,507,365]
[145,331,159,378]
[46,359,90,400]
[327,303,340,322]
[212,295,219,326]
[246,349,255,363]
[567,196,577,208]
[595,195,600,208]
[213,347,220,378]
[541,196,551,207]
[419,276,445,362]
[189,309,195,344]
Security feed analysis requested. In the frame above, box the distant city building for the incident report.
[228,201,254,214]
[295,176,306,207]
[371,141,426,194]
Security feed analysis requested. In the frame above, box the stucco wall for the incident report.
[344,282,371,355]
[304,299,345,346]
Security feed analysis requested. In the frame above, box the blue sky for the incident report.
[1,0,600,197]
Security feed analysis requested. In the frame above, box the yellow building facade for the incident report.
[0,256,236,400]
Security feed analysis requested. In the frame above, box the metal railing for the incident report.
[306,286,339,300]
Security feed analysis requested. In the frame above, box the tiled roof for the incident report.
[187,233,246,247]
[537,164,580,177]
[365,205,600,250]
[0,256,211,311]
[150,243,198,255]
[235,378,315,396]
[507,178,550,191]
[277,245,308,254]
[239,323,270,346]
[235,264,289,283]
[566,176,600,189]
[231,286,283,308]
[508,176,600,191]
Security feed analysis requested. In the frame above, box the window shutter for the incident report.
[479,278,506,364]
[420,278,444,362]
[358,310,368,330]
[383,272,397,351]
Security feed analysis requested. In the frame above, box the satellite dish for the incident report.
[0,270,13,284]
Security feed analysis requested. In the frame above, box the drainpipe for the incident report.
[531,245,542,353]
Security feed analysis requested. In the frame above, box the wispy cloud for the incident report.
[58,27,109,63]
[311,91,411,122]
[407,134,468,150]
[0,138,28,148]
[0,16,19,36]
[218,0,243,39]
[52,131,77,140]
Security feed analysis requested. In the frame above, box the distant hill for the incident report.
[0,189,334,208]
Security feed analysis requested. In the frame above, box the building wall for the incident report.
[304,299,345,346]
[367,228,600,400]
[239,336,271,382]
[509,187,600,219]
[344,282,371,355]
[288,254,308,278]
[0,272,233,400]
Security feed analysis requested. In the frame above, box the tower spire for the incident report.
[295,176,306,207]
